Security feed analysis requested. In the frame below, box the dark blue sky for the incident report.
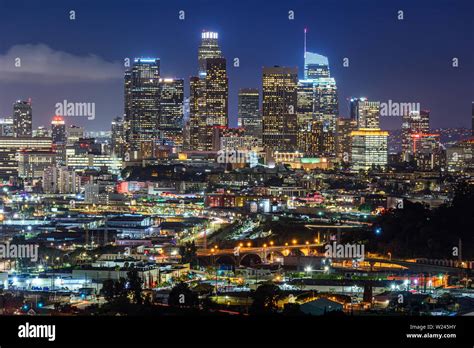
[0,0,472,131]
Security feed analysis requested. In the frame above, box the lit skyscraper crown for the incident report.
[304,52,330,80]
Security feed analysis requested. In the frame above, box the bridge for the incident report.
[197,243,322,266]
[197,245,467,273]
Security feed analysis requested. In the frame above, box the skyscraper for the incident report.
[189,76,207,150]
[238,89,261,138]
[51,115,66,144]
[297,31,338,155]
[351,129,388,172]
[297,120,334,157]
[262,66,298,151]
[336,117,358,164]
[0,118,14,137]
[124,57,161,160]
[314,77,338,131]
[204,58,228,128]
[304,52,330,79]
[350,98,380,129]
[471,102,473,136]
[401,109,431,160]
[66,125,84,145]
[190,32,228,151]
[13,100,33,137]
[111,117,125,158]
[198,31,222,76]
[158,78,184,146]
[296,80,316,130]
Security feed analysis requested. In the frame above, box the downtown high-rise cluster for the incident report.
[116,29,396,172]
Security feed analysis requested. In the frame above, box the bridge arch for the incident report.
[288,248,305,257]
[240,253,262,267]
[215,255,236,265]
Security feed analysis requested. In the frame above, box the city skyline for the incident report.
[0,0,473,131]
[0,1,472,339]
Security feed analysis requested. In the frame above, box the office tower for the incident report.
[18,150,56,180]
[401,109,431,161]
[158,78,184,146]
[204,58,228,127]
[66,125,84,145]
[297,120,334,156]
[304,52,330,80]
[298,32,338,154]
[350,98,380,129]
[296,81,316,130]
[0,137,52,179]
[189,77,207,150]
[33,126,49,137]
[43,165,80,194]
[124,57,161,160]
[412,134,441,170]
[336,117,358,164]
[262,66,298,151]
[198,31,222,76]
[51,115,66,144]
[298,78,338,127]
[472,102,474,136]
[13,100,33,137]
[446,140,474,172]
[351,129,389,172]
[0,118,14,137]
[190,32,228,151]
[110,117,125,158]
[314,78,338,130]
[238,89,261,138]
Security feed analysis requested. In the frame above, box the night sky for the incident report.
[0,0,472,131]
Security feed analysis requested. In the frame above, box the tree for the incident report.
[168,282,198,307]
[179,241,198,266]
[250,283,281,314]
[366,181,474,259]
[100,271,142,305]
[127,269,143,305]
[101,279,116,303]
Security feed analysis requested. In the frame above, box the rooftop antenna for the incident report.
[304,28,307,59]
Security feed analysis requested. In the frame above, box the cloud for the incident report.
[0,44,123,83]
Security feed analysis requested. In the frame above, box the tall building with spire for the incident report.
[304,52,330,79]
[297,29,338,156]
